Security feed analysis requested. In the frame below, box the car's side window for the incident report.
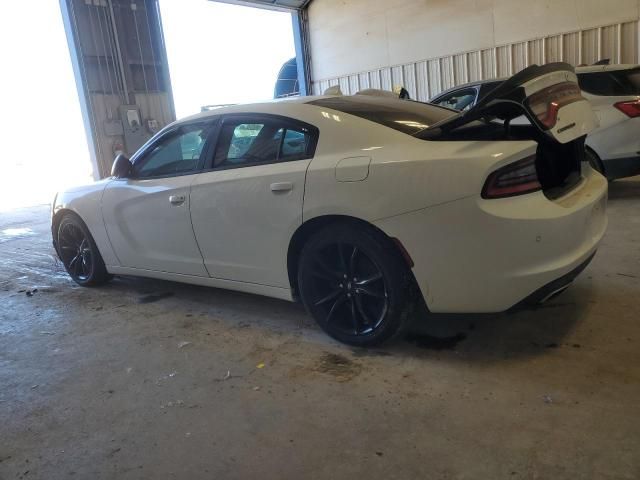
[132,123,213,178]
[435,88,477,111]
[578,73,615,95]
[280,128,309,160]
[213,118,313,169]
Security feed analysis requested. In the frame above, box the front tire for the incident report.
[297,223,415,346]
[57,214,111,287]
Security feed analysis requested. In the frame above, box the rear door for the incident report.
[190,114,318,288]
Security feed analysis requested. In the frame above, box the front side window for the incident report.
[133,124,213,178]
[213,119,313,168]
[435,88,478,111]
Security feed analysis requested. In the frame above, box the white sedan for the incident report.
[52,63,607,346]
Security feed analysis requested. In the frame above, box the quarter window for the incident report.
[133,124,213,178]
[214,119,313,168]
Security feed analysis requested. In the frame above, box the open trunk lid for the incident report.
[424,62,597,143]
[419,63,599,199]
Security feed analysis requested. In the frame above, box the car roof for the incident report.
[431,63,640,99]
[177,95,333,124]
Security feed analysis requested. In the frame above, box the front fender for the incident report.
[52,179,118,266]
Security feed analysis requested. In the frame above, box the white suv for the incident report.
[431,64,640,179]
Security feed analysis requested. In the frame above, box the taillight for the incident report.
[614,100,640,118]
[527,82,584,129]
[482,155,541,199]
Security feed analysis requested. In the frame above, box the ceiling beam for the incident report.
[209,0,312,13]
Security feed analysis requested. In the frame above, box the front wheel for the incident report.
[57,214,111,287]
[297,223,415,346]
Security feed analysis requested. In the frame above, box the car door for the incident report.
[190,114,318,288]
[102,121,217,276]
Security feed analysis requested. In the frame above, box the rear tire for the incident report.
[297,222,415,347]
[57,213,111,287]
[585,148,605,176]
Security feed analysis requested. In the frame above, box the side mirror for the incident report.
[111,153,132,178]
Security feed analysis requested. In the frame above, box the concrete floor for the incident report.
[1,180,639,480]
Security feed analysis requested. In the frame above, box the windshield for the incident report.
[578,68,640,96]
[308,96,456,135]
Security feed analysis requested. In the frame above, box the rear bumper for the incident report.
[375,168,608,313]
[510,251,596,309]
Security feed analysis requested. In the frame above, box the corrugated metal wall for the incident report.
[312,20,639,100]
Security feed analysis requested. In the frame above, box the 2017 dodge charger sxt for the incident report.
[52,63,607,346]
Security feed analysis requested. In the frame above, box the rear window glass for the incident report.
[308,96,455,135]
[578,68,640,96]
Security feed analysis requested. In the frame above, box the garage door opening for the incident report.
[159,0,296,118]
[0,1,92,212]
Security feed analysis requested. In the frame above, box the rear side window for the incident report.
[578,68,640,95]
[309,96,455,135]
[213,118,314,169]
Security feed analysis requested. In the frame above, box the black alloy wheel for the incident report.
[298,223,414,346]
[57,214,110,286]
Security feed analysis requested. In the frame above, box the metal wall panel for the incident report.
[311,20,640,100]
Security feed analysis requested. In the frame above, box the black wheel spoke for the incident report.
[355,295,374,325]
[349,246,359,274]
[68,254,80,270]
[357,285,386,299]
[349,297,359,334]
[73,255,83,276]
[81,254,90,277]
[337,244,348,274]
[314,288,342,306]
[355,272,382,286]
[312,259,342,281]
[325,295,347,324]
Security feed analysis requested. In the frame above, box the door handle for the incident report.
[270,182,293,192]
[169,194,186,206]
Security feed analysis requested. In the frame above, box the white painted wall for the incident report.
[308,0,640,82]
